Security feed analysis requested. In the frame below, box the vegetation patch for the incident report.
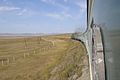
[0,34,89,80]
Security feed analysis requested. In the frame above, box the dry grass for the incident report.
[0,34,89,80]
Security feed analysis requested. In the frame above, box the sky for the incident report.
[0,0,87,33]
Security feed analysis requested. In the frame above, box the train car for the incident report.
[89,0,120,80]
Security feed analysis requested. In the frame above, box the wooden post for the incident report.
[38,37,41,44]
[13,56,15,61]
[7,58,9,64]
[2,60,4,66]
[24,38,27,50]
[34,50,36,54]
[24,38,30,57]
[24,53,26,58]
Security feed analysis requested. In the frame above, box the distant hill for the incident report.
[0,33,45,36]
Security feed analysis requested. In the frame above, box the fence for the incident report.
[0,37,54,66]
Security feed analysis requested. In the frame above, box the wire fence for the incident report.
[0,37,54,66]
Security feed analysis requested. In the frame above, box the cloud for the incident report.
[61,11,72,18]
[46,13,62,20]
[40,0,68,10]
[55,3,69,11]
[41,0,55,4]
[0,6,34,16]
[3,0,7,2]
[64,0,68,3]
[0,6,20,12]
[17,8,40,16]
[17,9,27,16]
[75,0,87,12]
[45,12,73,20]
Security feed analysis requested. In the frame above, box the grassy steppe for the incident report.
[0,34,90,80]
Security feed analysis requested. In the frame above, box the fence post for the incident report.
[13,56,15,61]
[2,60,4,66]
[34,50,36,54]
[24,53,26,58]
[7,58,9,64]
